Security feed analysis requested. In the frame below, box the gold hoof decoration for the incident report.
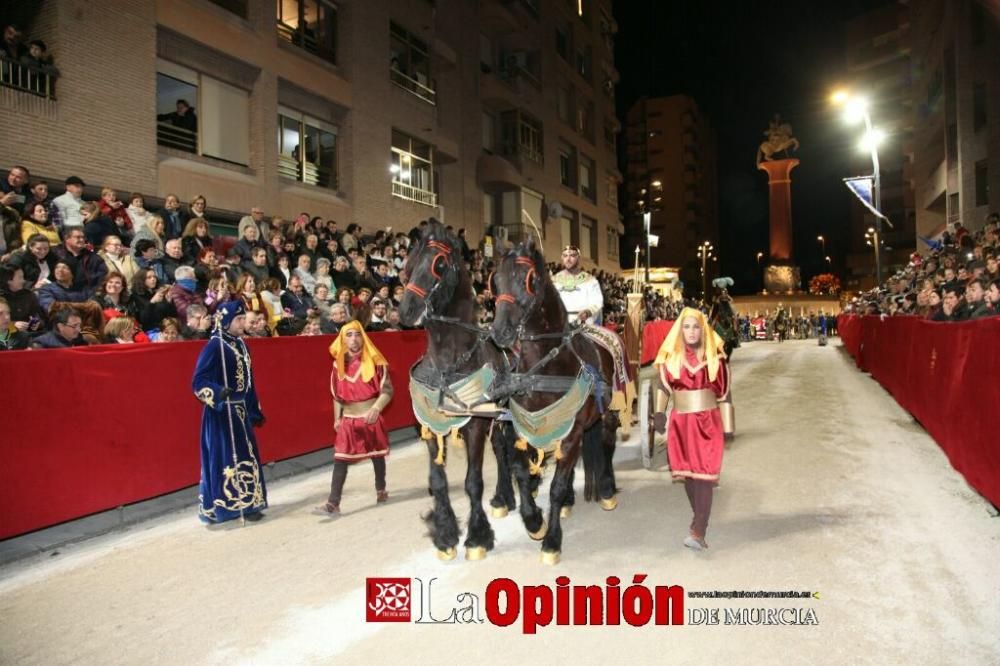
[433,433,446,466]
[491,506,509,519]
[540,550,561,566]
[465,546,487,561]
[600,496,619,511]
[560,506,572,519]
[420,425,432,440]
[449,426,465,449]
[436,546,457,561]
[528,448,545,476]
[528,520,547,541]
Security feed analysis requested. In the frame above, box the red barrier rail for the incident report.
[838,315,1000,508]
[0,331,427,539]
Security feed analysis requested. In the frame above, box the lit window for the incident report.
[276,0,338,64]
[278,107,338,189]
[391,130,436,206]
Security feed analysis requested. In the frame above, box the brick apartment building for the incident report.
[0,0,623,272]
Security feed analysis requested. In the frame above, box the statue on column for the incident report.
[756,114,800,166]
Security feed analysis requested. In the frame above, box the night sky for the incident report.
[614,0,895,294]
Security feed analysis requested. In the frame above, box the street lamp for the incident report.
[825,256,832,265]
[756,251,764,264]
[817,235,826,256]
[831,89,883,285]
[697,240,714,298]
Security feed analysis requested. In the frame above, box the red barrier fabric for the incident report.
[641,320,674,365]
[837,315,1000,508]
[0,331,426,539]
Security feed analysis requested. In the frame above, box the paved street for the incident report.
[1,340,998,664]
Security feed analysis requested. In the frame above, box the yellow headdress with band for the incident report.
[653,307,726,382]
[328,320,388,383]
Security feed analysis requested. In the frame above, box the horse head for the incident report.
[489,234,547,349]
[398,218,464,326]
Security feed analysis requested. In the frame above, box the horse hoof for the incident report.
[436,547,457,561]
[528,520,547,541]
[531,490,538,499]
[465,546,487,561]
[600,496,618,511]
[540,550,561,566]
[491,506,509,519]
[560,506,572,519]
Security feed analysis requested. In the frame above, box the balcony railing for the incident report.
[392,180,437,207]
[0,55,58,99]
[156,121,197,153]
[277,21,336,64]
[279,154,338,190]
[390,68,436,105]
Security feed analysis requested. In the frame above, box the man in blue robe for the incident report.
[192,300,268,524]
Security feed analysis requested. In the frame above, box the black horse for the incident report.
[489,235,619,565]
[710,297,740,358]
[398,221,518,561]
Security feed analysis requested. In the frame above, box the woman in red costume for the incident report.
[653,307,730,550]
[315,320,393,515]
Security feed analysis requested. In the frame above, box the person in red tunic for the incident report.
[653,307,730,551]
[314,320,393,515]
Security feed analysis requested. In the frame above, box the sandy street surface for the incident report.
[1,339,998,665]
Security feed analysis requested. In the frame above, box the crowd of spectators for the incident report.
[845,214,1000,322]
[1,163,666,352]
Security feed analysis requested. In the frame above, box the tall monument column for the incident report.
[756,114,801,294]
[758,158,799,261]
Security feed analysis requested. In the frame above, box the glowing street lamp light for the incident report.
[825,256,832,265]
[817,235,826,255]
[831,88,884,285]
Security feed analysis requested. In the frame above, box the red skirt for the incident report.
[666,409,724,483]
[334,416,389,463]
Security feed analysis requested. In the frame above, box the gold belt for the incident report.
[672,389,718,414]
[341,398,377,417]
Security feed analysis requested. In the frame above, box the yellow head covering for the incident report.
[653,307,727,382]
[328,320,389,383]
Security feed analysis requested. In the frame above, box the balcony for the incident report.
[157,121,197,153]
[278,154,337,190]
[476,153,522,191]
[276,20,337,65]
[392,180,437,207]
[390,67,436,105]
[0,56,58,99]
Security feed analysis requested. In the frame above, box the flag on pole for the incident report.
[843,176,893,226]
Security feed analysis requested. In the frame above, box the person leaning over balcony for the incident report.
[131,268,176,332]
[181,216,212,264]
[52,176,85,228]
[20,39,58,76]
[2,25,26,61]
[20,201,59,246]
[157,98,197,134]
